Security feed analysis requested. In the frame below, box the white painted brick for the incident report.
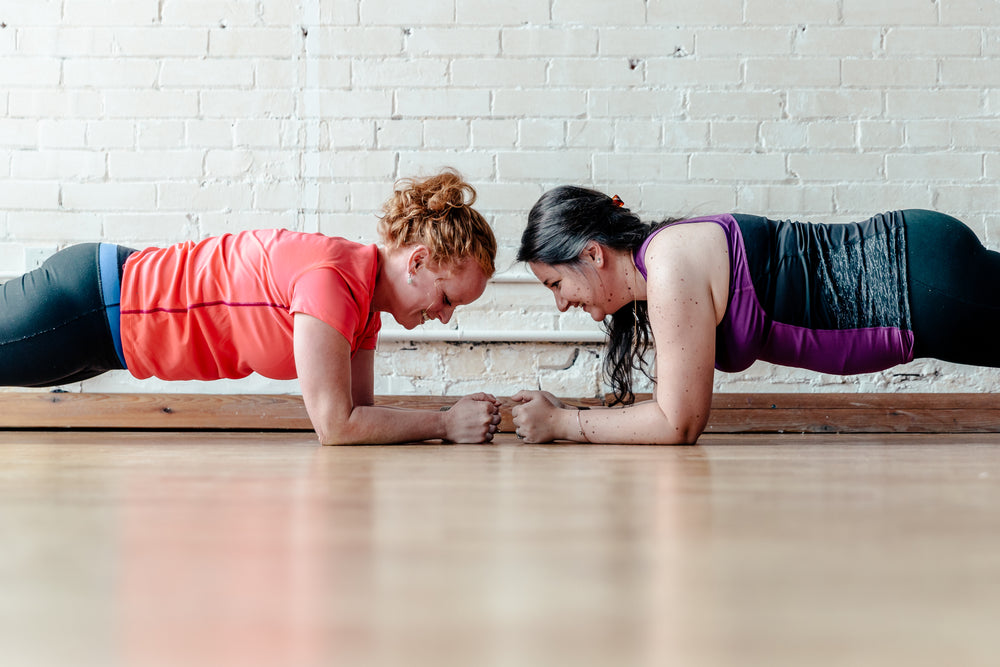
[760,121,809,149]
[15,28,116,57]
[200,91,296,118]
[136,121,186,149]
[690,153,786,181]
[590,90,685,118]
[552,0,646,25]
[940,0,1000,24]
[498,151,591,181]
[745,58,841,87]
[161,2,261,27]
[109,150,203,180]
[397,151,494,180]
[887,90,982,119]
[0,182,60,210]
[886,152,982,181]
[807,122,857,149]
[0,3,62,24]
[788,153,883,181]
[0,120,40,149]
[904,120,953,149]
[473,182,542,213]
[567,120,614,149]
[794,27,884,56]
[375,119,423,148]
[495,90,587,118]
[598,28,694,57]
[952,120,1000,149]
[407,28,500,56]
[8,212,103,241]
[424,119,470,148]
[738,185,836,216]
[203,149,253,178]
[614,120,664,149]
[788,90,882,118]
[111,28,209,57]
[64,59,159,89]
[62,1,158,26]
[327,150,398,180]
[234,120,285,149]
[858,121,905,149]
[501,28,598,57]
[932,186,998,213]
[323,120,376,150]
[160,59,254,88]
[646,58,741,86]
[9,90,102,119]
[103,91,200,118]
[941,59,1000,87]
[62,183,157,211]
[842,0,939,25]
[87,121,137,149]
[547,58,644,87]
[452,59,546,87]
[312,90,393,119]
[318,213,382,243]
[885,28,983,56]
[307,59,351,89]
[696,28,794,57]
[455,0,550,25]
[0,58,60,86]
[747,0,840,24]
[640,184,738,215]
[12,150,106,180]
[105,213,195,242]
[186,120,235,148]
[353,59,448,88]
[664,121,711,149]
[983,154,1000,180]
[710,122,759,149]
[842,59,938,88]
[209,28,299,57]
[471,119,517,148]
[396,89,490,118]
[255,182,301,210]
[307,28,402,56]
[360,0,454,25]
[689,91,785,120]
[200,211,297,236]
[647,0,743,25]
[594,152,687,182]
[519,119,564,148]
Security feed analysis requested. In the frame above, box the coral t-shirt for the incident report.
[120,230,381,381]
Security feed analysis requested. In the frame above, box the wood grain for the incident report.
[1,391,998,433]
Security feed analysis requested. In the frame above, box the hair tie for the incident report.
[611,195,625,208]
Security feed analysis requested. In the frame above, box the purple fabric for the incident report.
[634,214,915,374]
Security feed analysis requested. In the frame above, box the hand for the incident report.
[510,390,564,443]
[443,392,502,443]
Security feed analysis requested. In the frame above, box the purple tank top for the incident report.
[633,214,915,374]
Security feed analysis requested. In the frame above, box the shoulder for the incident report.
[643,220,730,279]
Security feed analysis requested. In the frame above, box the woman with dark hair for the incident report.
[510,186,1000,444]
[1,170,502,445]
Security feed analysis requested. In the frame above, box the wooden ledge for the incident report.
[0,392,998,433]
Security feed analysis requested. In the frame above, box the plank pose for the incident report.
[0,170,502,445]
[511,186,1000,444]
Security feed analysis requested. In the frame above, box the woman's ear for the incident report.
[406,245,430,276]
[580,240,604,268]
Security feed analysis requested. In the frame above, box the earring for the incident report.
[407,273,413,285]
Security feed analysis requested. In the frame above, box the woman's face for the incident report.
[396,257,489,330]
[528,260,611,322]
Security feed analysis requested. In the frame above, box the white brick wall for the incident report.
[2,0,1000,397]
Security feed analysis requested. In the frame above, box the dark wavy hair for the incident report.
[518,186,671,405]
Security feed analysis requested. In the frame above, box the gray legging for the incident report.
[0,243,134,387]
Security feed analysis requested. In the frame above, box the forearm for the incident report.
[312,404,447,445]
[559,400,706,445]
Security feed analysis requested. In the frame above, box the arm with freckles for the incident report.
[512,223,727,445]
[294,313,500,445]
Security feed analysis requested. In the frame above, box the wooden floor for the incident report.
[3,431,1000,667]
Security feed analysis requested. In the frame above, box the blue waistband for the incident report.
[98,243,127,369]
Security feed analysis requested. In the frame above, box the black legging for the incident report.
[0,243,134,387]
[904,209,1000,367]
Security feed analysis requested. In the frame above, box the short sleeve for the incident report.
[289,267,374,354]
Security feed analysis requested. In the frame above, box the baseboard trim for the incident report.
[2,392,999,434]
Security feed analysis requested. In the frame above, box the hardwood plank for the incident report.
[1,391,998,433]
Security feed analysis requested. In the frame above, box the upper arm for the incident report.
[293,312,356,441]
[643,223,730,437]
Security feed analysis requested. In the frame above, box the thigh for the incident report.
[0,244,120,386]
[904,209,1000,367]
